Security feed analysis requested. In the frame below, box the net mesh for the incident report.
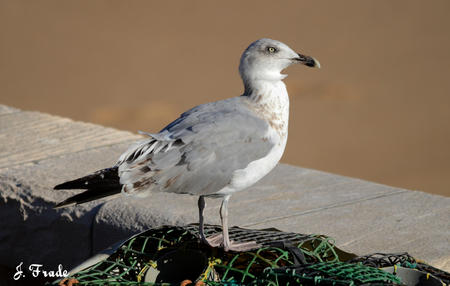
[259,262,402,286]
[57,225,448,286]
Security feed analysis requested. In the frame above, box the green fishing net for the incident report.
[56,225,449,286]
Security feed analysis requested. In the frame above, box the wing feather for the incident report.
[118,97,274,196]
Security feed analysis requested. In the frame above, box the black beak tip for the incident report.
[296,53,321,68]
[305,61,317,68]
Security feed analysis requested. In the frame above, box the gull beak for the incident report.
[295,53,321,68]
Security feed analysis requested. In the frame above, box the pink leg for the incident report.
[199,195,260,252]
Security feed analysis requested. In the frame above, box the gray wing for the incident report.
[117,97,274,196]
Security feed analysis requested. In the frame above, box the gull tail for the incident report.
[54,166,122,209]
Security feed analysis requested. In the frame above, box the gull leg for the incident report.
[198,196,208,244]
[220,195,260,252]
[200,195,260,251]
[198,195,223,247]
[220,195,231,251]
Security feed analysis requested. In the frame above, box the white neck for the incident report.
[243,79,290,139]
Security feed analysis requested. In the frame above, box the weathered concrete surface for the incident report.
[0,105,19,115]
[0,104,449,275]
[0,108,139,169]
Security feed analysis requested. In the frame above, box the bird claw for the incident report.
[203,233,223,247]
[201,233,261,252]
[225,240,261,252]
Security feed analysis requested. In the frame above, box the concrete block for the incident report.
[0,141,136,270]
[0,110,140,169]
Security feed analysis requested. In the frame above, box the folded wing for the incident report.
[118,97,274,196]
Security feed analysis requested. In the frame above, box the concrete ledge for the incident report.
[0,104,449,273]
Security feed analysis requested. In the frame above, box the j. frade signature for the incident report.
[14,262,68,280]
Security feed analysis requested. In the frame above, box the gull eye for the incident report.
[267,46,277,53]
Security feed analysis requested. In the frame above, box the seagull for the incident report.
[54,38,320,251]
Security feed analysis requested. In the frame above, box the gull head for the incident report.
[239,38,320,85]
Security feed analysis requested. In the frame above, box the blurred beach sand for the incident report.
[1,0,449,196]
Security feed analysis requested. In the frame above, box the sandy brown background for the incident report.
[1,1,449,196]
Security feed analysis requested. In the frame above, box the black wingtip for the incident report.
[53,186,122,209]
[53,176,87,190]
[53,166,119,190]
[54,179,87,190]
[53,167,121,208]
[54,182,75,190]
